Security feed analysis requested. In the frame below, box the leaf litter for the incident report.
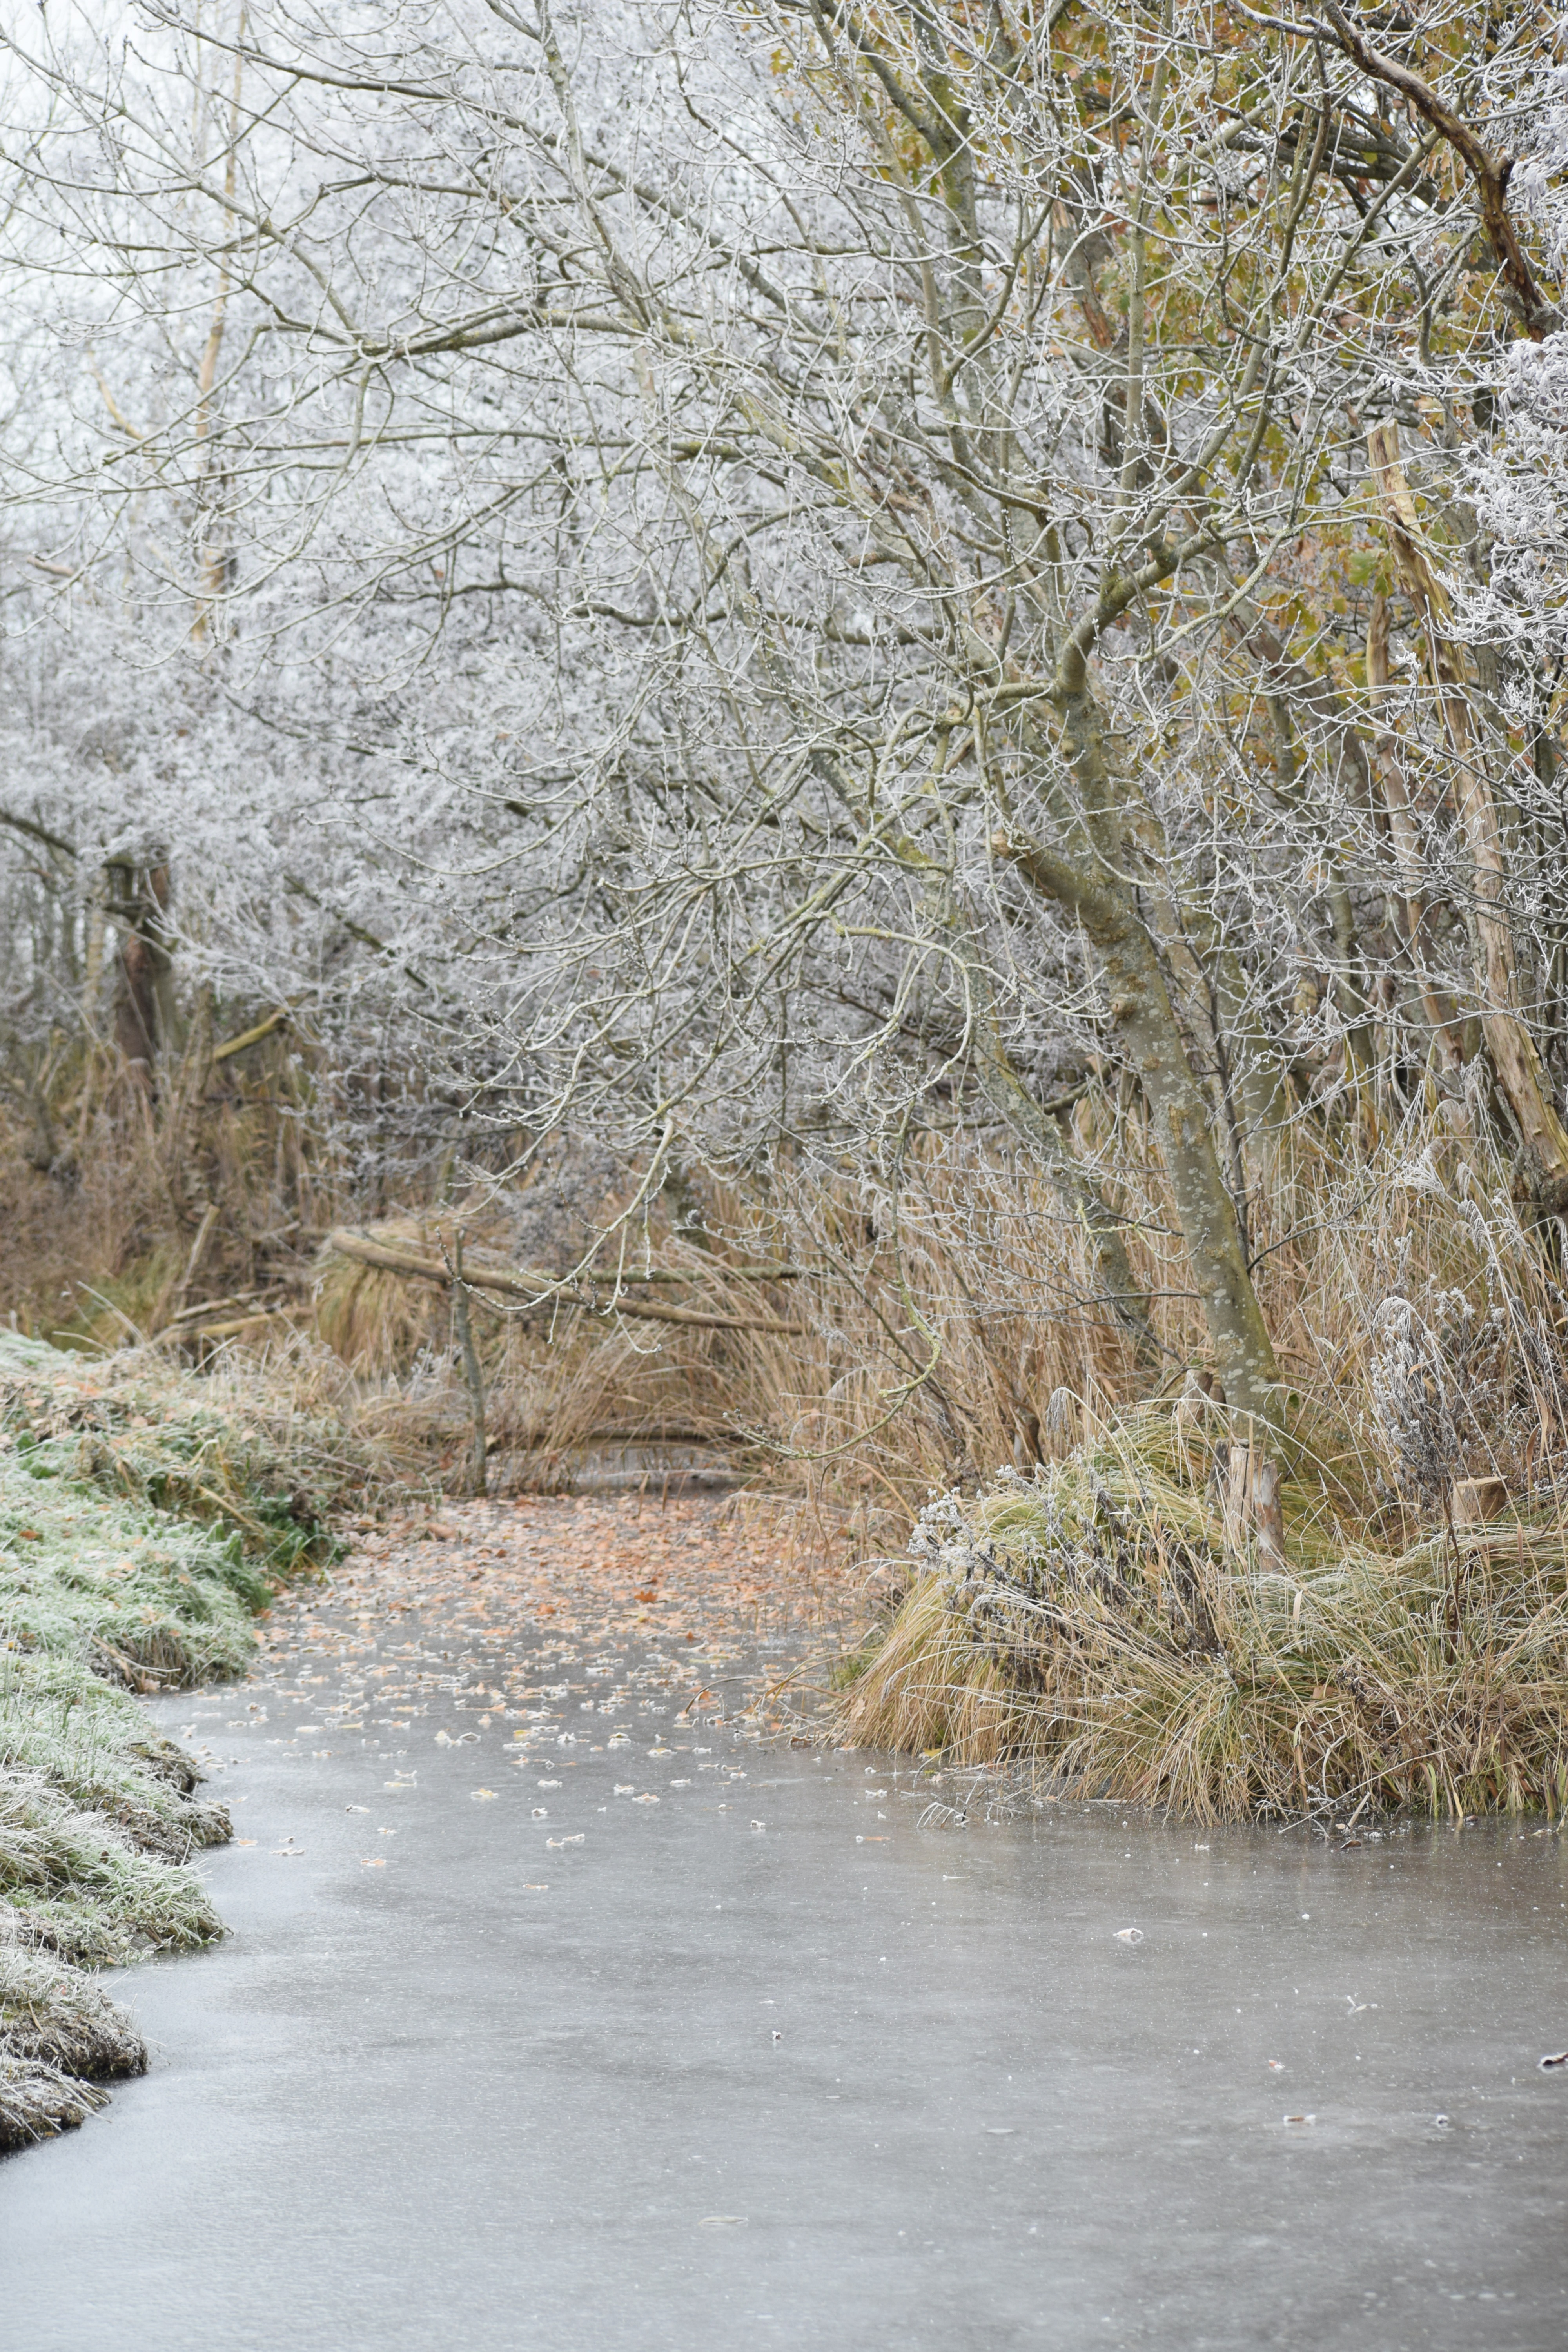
[244,1492,854,1781]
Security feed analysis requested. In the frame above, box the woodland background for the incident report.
[4,6,1568,1812]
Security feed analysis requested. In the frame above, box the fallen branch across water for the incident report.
[321,1229,809,1335]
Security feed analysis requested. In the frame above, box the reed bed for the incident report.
[835,1401,1568,1822]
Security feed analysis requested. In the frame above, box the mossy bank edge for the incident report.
[0,1335,344,2153]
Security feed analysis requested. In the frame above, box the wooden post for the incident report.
[1220,1428,1286,1564]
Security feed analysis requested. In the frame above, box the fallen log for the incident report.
[509,1425,740,1448]
[185,1309,305,1341]
[321,1229,808,1336]
[164,1303,305,1344]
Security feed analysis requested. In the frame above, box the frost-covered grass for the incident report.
[0,1334,345,2151]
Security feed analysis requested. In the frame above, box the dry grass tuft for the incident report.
[313,1217,449,1374]
[836,1402,1568,1821]
[0,1945,148,2083]
[0,2054,111,2151]
[0,1020,343,1352]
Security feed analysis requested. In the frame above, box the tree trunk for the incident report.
[1097,917,1280,1418]
[1002,673,1282,1418]
[146,864,183,1059]
[1365,594,1468,1074]
[114,929,158,1068]
[451,1229,488,1499]
[946,905,1156,1354]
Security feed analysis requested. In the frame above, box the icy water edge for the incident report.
[3,1614,1568,2349]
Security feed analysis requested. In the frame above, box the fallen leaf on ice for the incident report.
[1113,1928,1144,1944]
[546,1834,584,1849]
[1540,2051,1568,2071]
[470,1788,498,1801]
[362,1858,387,1868]
[635,1793,661,1805]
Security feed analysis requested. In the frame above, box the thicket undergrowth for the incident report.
[9,1073,1568,1841]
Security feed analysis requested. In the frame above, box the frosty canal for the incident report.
[5,1581,1568,2349]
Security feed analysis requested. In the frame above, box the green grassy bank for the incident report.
[0,1337,351,2152]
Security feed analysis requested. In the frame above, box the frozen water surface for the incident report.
[4,1650,1568,2350]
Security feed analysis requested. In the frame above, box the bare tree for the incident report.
[4,0,1568,1417]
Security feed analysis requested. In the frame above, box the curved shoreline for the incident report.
[0,1336,338,2152]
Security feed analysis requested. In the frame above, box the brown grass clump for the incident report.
[835,1403,1568,1822]
[0,1021,343,1352]
[313,1216,450,1374]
